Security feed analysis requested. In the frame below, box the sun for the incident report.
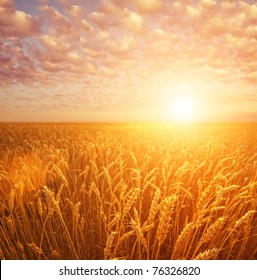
[172,96,194,122]
[162,82,201,122]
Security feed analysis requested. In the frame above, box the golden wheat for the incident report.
[0,123,256,260]
[195,248,220,260]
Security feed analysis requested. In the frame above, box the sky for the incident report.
[1,0,257,122]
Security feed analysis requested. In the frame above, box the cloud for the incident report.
[1,0,257,121]
[200,0,217,8]
[40,4,74,35]
[0,0,40,37]
[90,2,144,33]
[131,0,163,13]
[1,0,15,13]
[122,9,143,32]
[107,35,136,54]
[244,71,257,83]
[98,0,122,16]
[41,35,72,53]
[66,5,84,17]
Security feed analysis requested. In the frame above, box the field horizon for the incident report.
[1,121,257,124]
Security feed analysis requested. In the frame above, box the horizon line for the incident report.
[1,121,257,125]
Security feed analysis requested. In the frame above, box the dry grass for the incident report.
[0,123,257,260]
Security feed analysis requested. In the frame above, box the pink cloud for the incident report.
[0,0,15,13]
[0,0,41,37]
[107,35,136,55]
[89,1,144,33]
[1,0,257,121]
[134,0,163,13]
[41,35,72,53]
[40,4,74,35]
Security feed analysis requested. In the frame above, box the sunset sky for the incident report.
[1,0,257,122]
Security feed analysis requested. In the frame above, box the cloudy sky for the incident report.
[1,0,257,122]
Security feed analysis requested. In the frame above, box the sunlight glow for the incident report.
[172,96,194,122]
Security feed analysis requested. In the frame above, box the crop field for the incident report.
[0,123,256,260]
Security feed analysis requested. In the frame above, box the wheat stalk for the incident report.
[198,217,227,247]
[104,231,117,259]
[172,222,193,259]
[8,189,15,211]
[156,195,177,244]
[7,216,14,236]
[233,210,256,231]
[122,187,141,216]
[147,188,161,224]
[131,208,147,249]
[37,197,43,217]
[195,248,220,260]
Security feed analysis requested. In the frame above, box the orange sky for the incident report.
[1,0,257,122]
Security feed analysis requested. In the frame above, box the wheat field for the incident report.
[0,123,256,260]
